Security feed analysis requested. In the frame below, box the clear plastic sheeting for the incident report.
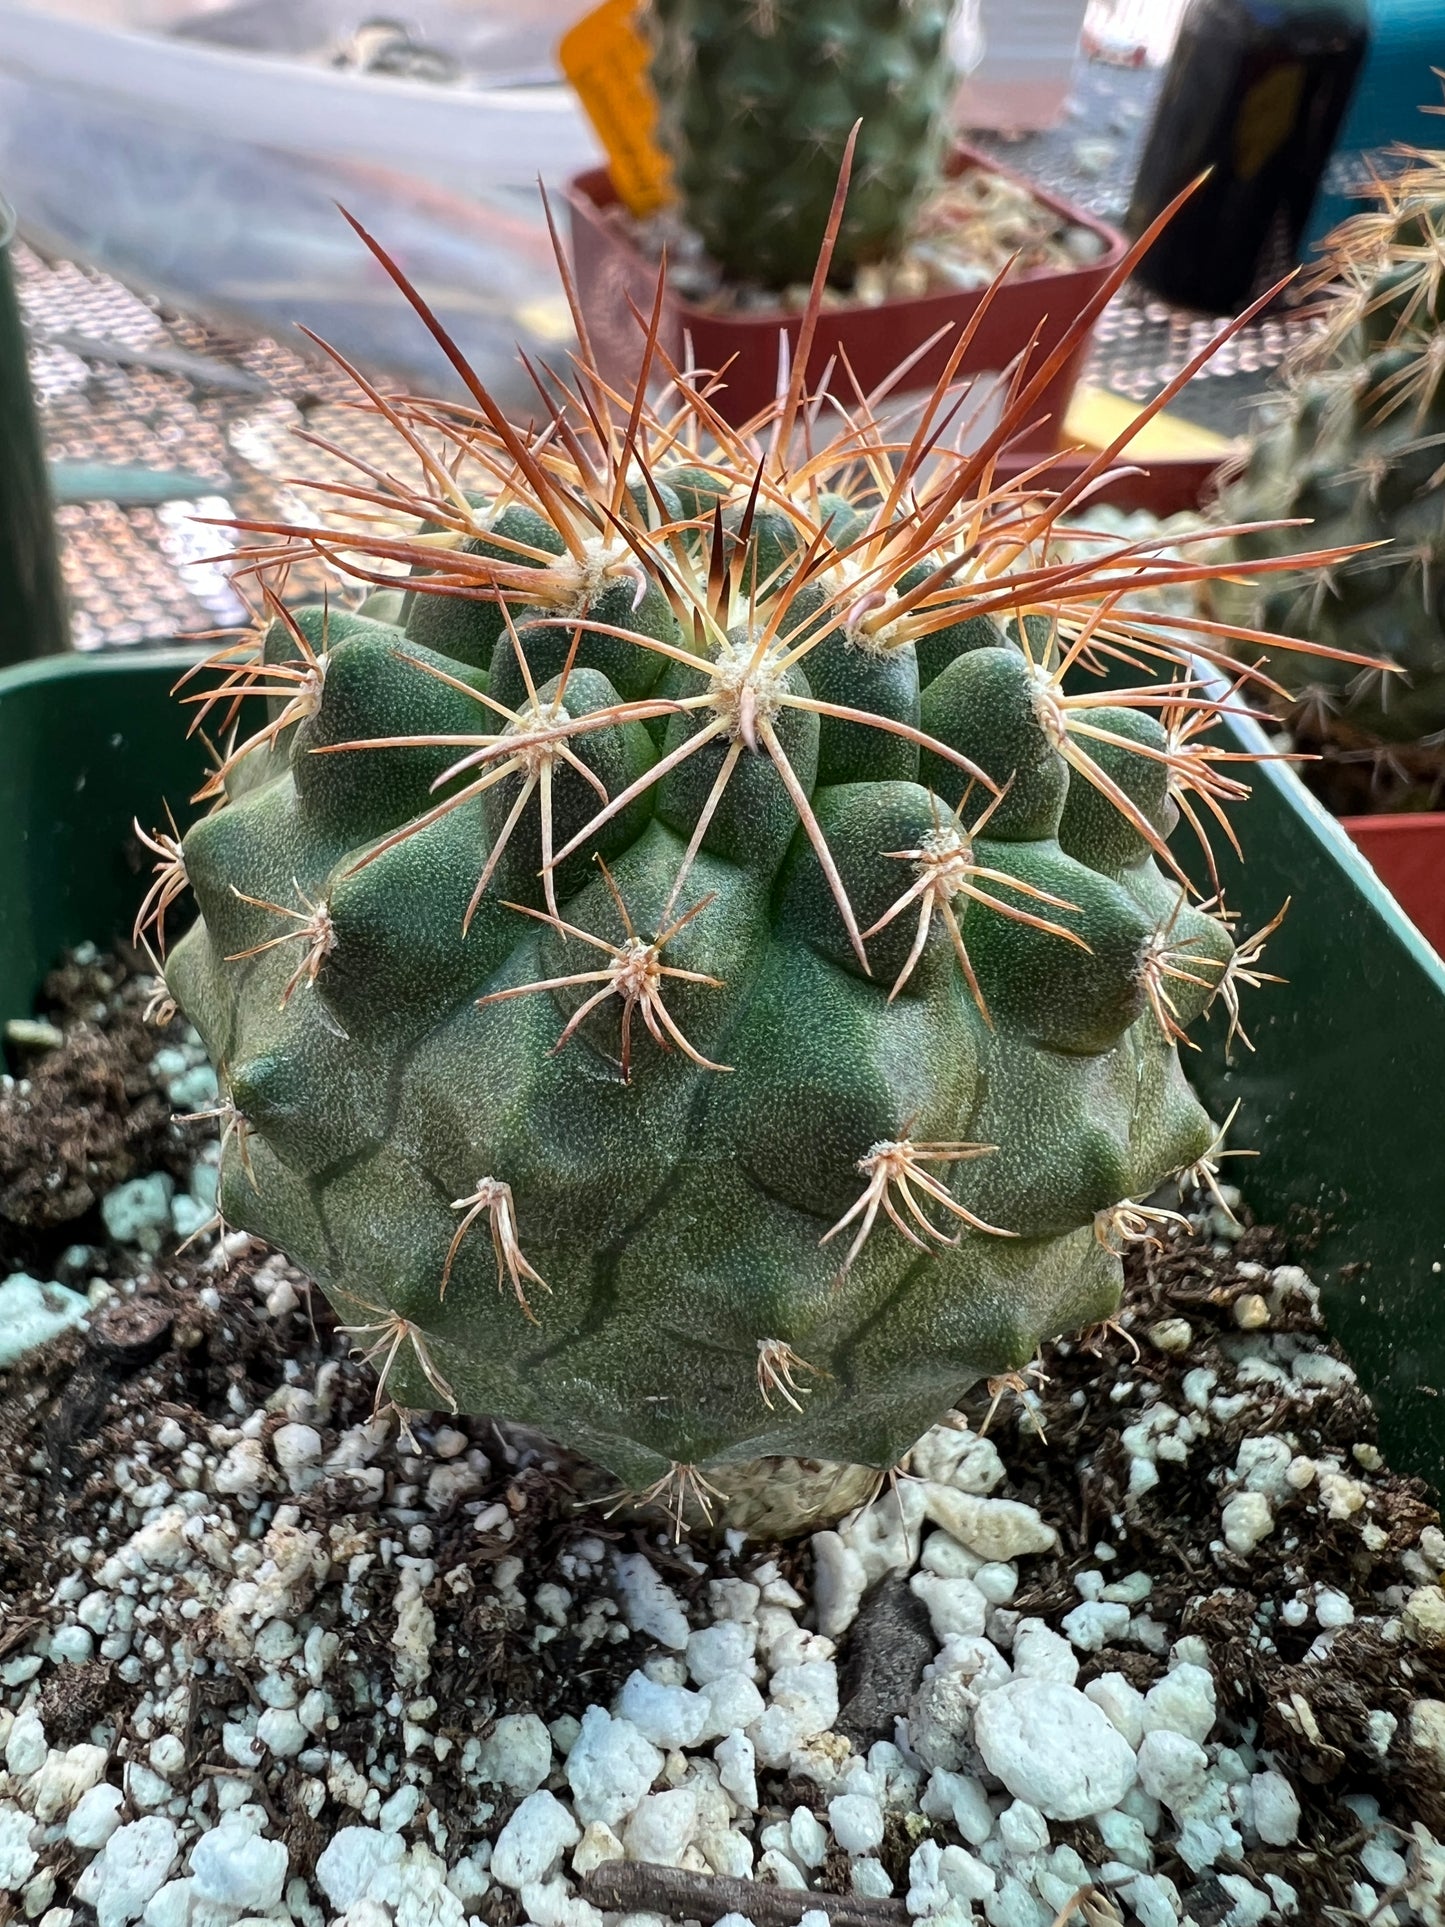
[0,0,599,394]
[958,0,1092,131]
[1082,0,1188,65]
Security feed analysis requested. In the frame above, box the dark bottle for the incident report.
[1125,0,1369,313]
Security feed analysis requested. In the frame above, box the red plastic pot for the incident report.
[1340,814,1445,958]
[991,450,1224,517]
[565,145,1127,448]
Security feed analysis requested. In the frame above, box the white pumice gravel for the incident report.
[2,958,1445,1927]
[973,1680,1139,1819]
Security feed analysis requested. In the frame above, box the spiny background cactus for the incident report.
[140,216,1330,1537]
[647,0,959,289]
[1216,146,1445,811]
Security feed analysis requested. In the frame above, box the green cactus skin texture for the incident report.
[161,607,1242,1522]
[646,0,958,288]
[1217,163,1445,765]
[141,222,1295,1535]
[167,589,1228,1513]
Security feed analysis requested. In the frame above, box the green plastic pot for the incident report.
[0,195,68,666]
[2,647,1443,1488]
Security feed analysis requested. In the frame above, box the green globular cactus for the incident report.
[1216,153,1445,802]
[647,0,959,289]
[141,231,1288,1538]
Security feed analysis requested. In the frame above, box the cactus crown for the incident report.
[646,0,960,287]
[1217,143,1445,797]
[144,201,1361,1535]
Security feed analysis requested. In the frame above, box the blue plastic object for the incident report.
[1306,0,1445,250]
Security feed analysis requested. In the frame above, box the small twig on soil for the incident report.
[1158,1531,1202,1579]
[198,1762,285,1831]
[0,1616,41,1661]
[579,1865,911,1927]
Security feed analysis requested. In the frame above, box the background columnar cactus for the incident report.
[1215,148,1445,809]
[142,221,1317,1536]
[646,0,960,288]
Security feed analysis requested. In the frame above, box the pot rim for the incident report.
[1340,809,1445,834]
[566,138,1129,331]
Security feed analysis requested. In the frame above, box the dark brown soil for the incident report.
[0,949,208,1276]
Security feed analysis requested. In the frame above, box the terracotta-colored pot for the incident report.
[991,450,1224,517]
[1341,813,1445,958]
[564,144,1127,448]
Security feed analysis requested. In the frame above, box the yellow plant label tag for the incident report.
[558,0,675,217]
[1063,385,1238,459]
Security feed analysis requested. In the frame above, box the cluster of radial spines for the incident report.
[1283,147,1445,430]
[1212,153,1445,763]
[215,498,1257,1012]
[188,422,1295,1021]
[189,312,1288,992]
[206,380,1294,965]
[204,192,1381,961]
[212,180,1366,728]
